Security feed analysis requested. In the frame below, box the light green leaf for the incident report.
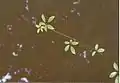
[109,72,117,78]
[64,45,70,52]
[47,25,55,30]
[113,62,118,71]
[97,48,105,53]
[39,22,46,26]
[41,14,46,22]
[95,44,99,50]
[64,41,70,44]
[71,41,79,45]
[92,51,96,56]
[115,76,119,83]
[70,46,76,55]
[48,16,55,23]
[37,29,40,33]
[36,25,40,28]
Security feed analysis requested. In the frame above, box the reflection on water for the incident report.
[0,0,118,82]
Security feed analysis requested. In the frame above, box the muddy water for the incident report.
[0,0,118,82]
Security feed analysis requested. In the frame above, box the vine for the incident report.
[35,14,105,56]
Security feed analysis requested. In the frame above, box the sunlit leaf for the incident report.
[41,14,46,22]
[70,46,76,55]
[39,22,46,26]
[37,29,40,33]
[36,25,40,28]
[71,41,79,45]
[64,45,70,52]
[64,41,70,44]
[92,51,96,56]
[47,25,55,30]
[113,62,118,71]
[95,44,99,50]
[115,76,119,83]
[97,48,105,53]
[48,16,55,23]
[109,72,117,78]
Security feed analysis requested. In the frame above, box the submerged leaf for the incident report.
[41,14,46,22]
[92,51,96,56]
[71,41,79,45]
[48,16,55,23]
[115,76,119,83]
[64,41,70,44]
[97,48,105,53]
[64,45,70,52]
[70,46,76,55]
[95,44,99,50]
[113,62,118,71]
[47,25,55,30]
[109,72,117,78]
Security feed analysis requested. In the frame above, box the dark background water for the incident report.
[0,0,118,82]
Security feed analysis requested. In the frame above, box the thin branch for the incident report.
[51,29,77,41]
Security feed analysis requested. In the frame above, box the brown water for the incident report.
[0,0,118,82]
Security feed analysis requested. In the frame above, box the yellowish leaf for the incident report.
[47,25,55,30]
[95,44,99,50]
[48,16,55,23]
[70,46,76,55]
[97,48,105,53]
[64,41,70,44]
[109,72,117,78]
[64,45,70,52]
[92,51,96,56]
[41,14,46,22]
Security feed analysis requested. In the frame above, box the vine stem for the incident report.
[51,29,92,49]
[51,29,77,41]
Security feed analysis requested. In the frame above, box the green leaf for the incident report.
[41,14,46,22]
[47,25,55,30]
[71,41,79,45]
[48,16,55,23]
[70,46,76,55]
[92,51,96,56]
[95,44,99,50]
[113,62,118,71]
[109,72,117,78]
[97,48,105,53]
[64,45,70,52]
[37,29,40,33]
[64,41,70,44]
[115,76,119,83]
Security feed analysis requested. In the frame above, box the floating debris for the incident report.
[70,8,76,13]
[32,16,37,26]
[12,52,18,56]
[25,0,29,12]
[79,51,90,64]
[73,0,80,5]
[18,77,29,83]
[52,41,55,44]
[0,72,12,83]
[77,12,80,16]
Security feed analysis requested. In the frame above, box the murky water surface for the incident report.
[0,0,118,82]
